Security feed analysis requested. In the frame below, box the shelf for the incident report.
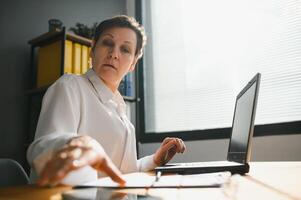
[66,33,92,46]
[28,28,64,47]
[28,28,91,47]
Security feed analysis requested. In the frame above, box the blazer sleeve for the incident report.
[137,154,158,172]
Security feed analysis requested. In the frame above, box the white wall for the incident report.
[139,134,301,162]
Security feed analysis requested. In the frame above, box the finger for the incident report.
[47,147,106,186]
[37,147,87,187]
[175,138,183,153]
[42,157,77,186]
[160,139,178,153]
[174,139,182,153]
[47,149,98,186]
[99,158,126,185]
[180,139,186,153]
[37,158,71,187]
[174,138,185,153]
[165,146,177,162]
[46,164,71,186]
[37,160,63,187]
[176,138,185,153]
[69,135,92,147]
[72,148,99,169]
[162,137,173,146]
[71,147,125,185]
[162,139,182,153]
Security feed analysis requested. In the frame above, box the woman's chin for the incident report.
[100,75,119,88]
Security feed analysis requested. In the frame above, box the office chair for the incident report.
[0,159,29,187]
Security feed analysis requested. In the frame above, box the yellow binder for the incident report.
[88,47,92,70]
[72,43,81,74]
[81,45,88,74]
[37,41,61,87]
[64,40,73,74]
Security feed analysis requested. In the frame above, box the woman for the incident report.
[27,15,186,187]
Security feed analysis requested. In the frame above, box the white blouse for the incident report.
[27,69,156,185]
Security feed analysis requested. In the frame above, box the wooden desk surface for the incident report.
[0,162,300,200]
[246,162,301,200]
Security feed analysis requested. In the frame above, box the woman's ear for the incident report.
[129,57,138,72]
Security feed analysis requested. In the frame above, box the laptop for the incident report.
[155,73,261,175]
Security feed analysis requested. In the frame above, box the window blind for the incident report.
[142,0,301,133]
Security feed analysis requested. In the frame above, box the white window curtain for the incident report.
[141,0,301,133]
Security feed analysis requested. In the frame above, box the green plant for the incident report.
[69,22,98,39]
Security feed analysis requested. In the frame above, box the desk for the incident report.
[0,162,300,200]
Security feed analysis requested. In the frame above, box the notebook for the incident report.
[155,73,261,175]
[77,171,231,188]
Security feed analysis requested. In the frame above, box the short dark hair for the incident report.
[93,15,147,59]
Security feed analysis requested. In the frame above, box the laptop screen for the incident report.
[228,74,260,163]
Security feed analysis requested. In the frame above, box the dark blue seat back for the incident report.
[0,159,29,187]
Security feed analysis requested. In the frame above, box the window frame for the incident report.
[135,0,301,143]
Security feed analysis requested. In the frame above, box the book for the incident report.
[125,72,135,97]
[118,77,126,96]
[72,43,81,74]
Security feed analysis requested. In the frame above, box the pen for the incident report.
[155,171,161,182]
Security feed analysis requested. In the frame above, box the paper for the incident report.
[78,172,231,188]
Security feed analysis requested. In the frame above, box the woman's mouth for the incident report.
[102,64,117,70]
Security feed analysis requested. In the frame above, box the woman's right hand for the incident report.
[37,136,125,187]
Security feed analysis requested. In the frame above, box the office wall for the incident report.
[139,134,301,162]
[0,0,126,168]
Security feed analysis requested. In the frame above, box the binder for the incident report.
[37,41,61,87]
[72,43,81,74]
[88,47,92,70]
[81,45,89,74]
[64,40,73,74]
[30,30,93,88]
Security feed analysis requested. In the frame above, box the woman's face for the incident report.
[91,27,138,92]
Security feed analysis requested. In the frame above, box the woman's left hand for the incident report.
[153,137,186,166]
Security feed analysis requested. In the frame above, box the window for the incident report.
[137,0,301,141]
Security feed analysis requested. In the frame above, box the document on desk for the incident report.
[78,172,231,188]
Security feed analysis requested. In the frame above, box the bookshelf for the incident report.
[26,28,138,148]
[28,27,92,89]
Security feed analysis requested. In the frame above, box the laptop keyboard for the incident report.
[172,161,243,167]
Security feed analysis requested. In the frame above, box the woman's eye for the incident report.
[121,46,131,54]
[102,39,114,47]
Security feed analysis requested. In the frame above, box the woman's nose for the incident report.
[108,48,119,59]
